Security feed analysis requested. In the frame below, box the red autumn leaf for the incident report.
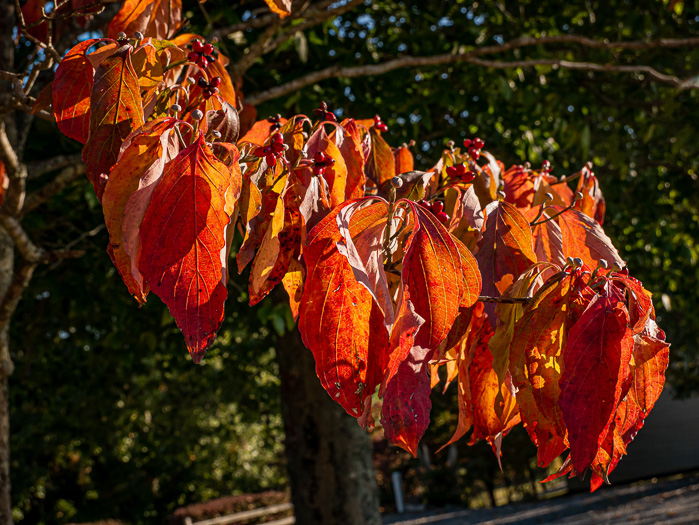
[574,170,605,224]
[384,203,481,386]
[393,144,414,175]
[365,127,396,187]
[559,290,634,474]
[298,201,390,420]
[550,206,624,270]
[502,165,536,210]
[476,200,536,327]
[524,206,566,269]
[248,177,303,305]
[108,0,182,40]
[138,133,240,362]
[468,317,521,453]
[101,117,181,303]
[82,45,144,200]
[264,0,292,18]
[334,119,366,201]
[438,302,486,450]
[239,117,288,146]
[509,271,592,467]
[53,38,108,145]
[381,345,432,457]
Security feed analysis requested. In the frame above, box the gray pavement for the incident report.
[383,475,699,524]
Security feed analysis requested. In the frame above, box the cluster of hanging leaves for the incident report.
[40,0,669,491]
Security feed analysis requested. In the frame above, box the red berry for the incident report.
[417,200,431,209]
[210,76,221,87]
[461,170,476,183]
[325,112,337,122]
[271,133,283,143]
[204,43,214,55]
[432,201,444,214]
[542,160,551,172]
[266,154,277,167]
[188,51,199,62]
[192,40,204,53]
[436,211,449,224]
[463,139,472,148]
[473,137,485,149]
[446,166,457,179]
[254,147,266,157]
[469,147,480,160]
[314,152,326,164]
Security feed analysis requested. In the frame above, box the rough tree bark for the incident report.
[0,232,15,525]
[276,326,381,525]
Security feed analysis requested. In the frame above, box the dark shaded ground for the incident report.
[383,475,699,524]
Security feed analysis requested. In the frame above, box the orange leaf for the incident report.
[393,144,414,175]
[82,45,144,200]
[239,117,288,146]
[502,165,536,211]
[53,38,106,144]
[298,201,390,420]
[138,133,240,362]
[559,290,634,474]
[264,0,292,18]
[476,201,536,327]
[365,127,395,187]
[551,207,624,270]
[108,0,182,40]
[102,117,181,303]
[306,124,349,208]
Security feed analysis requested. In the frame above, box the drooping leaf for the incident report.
[393,144,414,175]
[102,117,180,303]
[138,133,240,362]
[108,0,182,40]
[559,290,634,474]
[365,127,396,187]
[381,345,431,456]
[53,38,107,144]
[476,201,536,327]
[82,45,144,200]
[306,124,349,208]
[298,201,390,420]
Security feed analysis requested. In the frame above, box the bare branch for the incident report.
[246,34,699,104]
[479,295,532,304]
[21,163,86,217]
[0,260,37,333]
[0,215,44,263]
[0,121,26,216]
[26,154,83,179]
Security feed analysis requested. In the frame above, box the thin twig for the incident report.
[20,164,86,217]
[478,296,533,304]
[246,35,699,104]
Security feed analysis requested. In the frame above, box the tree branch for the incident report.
[0,215,43,263]
[0,121,26,216]
[0,260,37,333]
[26,153,83,179]
[245,35,699,104]
[20,163,85,217]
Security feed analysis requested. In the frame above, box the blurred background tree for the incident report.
[5,0,698,523]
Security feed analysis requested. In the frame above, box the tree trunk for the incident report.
[0,231,15,525]
[276,326,381,525]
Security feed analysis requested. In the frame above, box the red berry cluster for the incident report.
[417,199,449,224]
[188,40,215,69]
[254,133,285,167]
[541,160,552,173]
[197,76,221,99]
[313,152,335,176]
[313,101,336,122]
[463,137,485,161]
[445,163,476,183]
[267,114,283,132]
[373,114,388,132]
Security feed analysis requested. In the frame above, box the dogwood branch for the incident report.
[246,35,699,104]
